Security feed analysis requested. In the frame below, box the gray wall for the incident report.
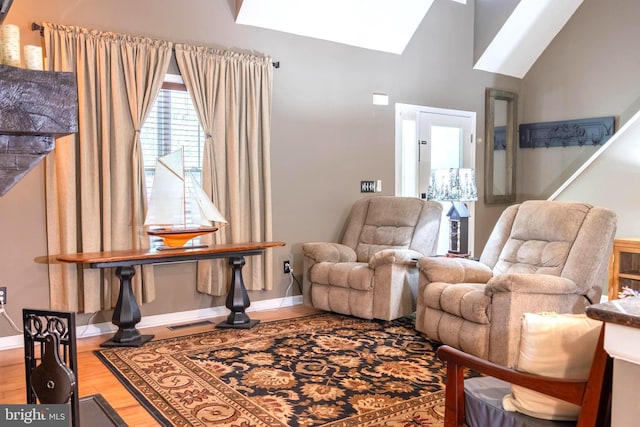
[518,0,640,201]
[1,0,638,338]
[0,0,519,337]
[552,110,640,238]
[473,0,519,64]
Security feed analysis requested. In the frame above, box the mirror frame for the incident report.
[484,88,517,204]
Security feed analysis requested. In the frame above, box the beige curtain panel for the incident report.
[43,22,172,312]
[42,22,274,311]
[174,44,275,295]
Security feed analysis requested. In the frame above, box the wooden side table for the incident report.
[608,237,640,300]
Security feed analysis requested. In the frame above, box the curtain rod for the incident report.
[31,22,280,69]
[31,22,43,35]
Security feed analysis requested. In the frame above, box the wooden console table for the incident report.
[57,241,285,347]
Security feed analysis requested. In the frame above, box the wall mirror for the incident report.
[485,88,517,204]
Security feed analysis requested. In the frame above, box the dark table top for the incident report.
[585,297,640,329]
[56,241,285,268]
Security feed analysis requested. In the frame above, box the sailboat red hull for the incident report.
[147,226,218,248]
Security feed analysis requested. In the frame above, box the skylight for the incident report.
[473,0,583,78]
[235,0,436,55]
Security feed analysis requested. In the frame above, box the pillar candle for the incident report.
[1,24,20,67]
[24,44,43,70]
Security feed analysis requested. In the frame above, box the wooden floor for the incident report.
[0,304,320,426]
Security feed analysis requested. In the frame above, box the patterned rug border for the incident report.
[94,313,447,426]
[95,344,172,425]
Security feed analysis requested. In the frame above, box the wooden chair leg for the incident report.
[444,359,466,427]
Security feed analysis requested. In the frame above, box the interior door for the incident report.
[395,104,475,255]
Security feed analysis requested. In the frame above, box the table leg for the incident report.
[216,256,260,329]
[100,265,154,347]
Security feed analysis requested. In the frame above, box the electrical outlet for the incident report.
[0,286,6,305]
[283,260,291,274]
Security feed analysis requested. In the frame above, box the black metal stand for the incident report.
[100,266,154,347]
[216,256,260,329]
[23,309,80,425]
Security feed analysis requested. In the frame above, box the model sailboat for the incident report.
[144,149,227,248]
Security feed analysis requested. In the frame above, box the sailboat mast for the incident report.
[181,149,187,228]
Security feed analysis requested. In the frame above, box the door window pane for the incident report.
[431,125,462,169]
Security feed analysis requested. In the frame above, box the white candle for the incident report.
[24,45,43,70]
[1,24,20,67]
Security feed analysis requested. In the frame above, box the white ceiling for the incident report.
[235,0,581,79]
[235,0,436,55]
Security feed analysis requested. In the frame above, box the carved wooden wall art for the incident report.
[519,116,615,149]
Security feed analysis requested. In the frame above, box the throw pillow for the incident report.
[502,312,602,421]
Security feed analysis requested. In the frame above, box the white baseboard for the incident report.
[0,295,303,351]
[0,334,22,351]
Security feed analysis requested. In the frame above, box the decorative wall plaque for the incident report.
[519,116,615,149]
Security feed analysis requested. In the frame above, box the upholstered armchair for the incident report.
[302,196,442,321]
[416,200,616,367]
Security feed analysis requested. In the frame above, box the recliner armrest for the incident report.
[418,256,493,284]
[486,273,577,296]
[368,249,423,269]
[302,242,357,263]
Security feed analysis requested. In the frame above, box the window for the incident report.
[140,78,205,225]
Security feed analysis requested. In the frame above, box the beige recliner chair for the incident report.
[416,200,616,367]
[302,196,442,321]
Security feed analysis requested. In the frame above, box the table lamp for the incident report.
[427,168,478,256]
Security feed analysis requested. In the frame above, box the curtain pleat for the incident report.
[43,22,172,312]
[174,45,274,295]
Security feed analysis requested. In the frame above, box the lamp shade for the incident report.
[427,168,478,202]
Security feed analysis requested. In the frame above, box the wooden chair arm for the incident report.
[437,345,587,404]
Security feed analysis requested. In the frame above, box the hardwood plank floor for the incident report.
[0,304,321,426]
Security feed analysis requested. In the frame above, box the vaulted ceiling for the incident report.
[235,0,584,79]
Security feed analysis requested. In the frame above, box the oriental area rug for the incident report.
[95,313,448,426]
